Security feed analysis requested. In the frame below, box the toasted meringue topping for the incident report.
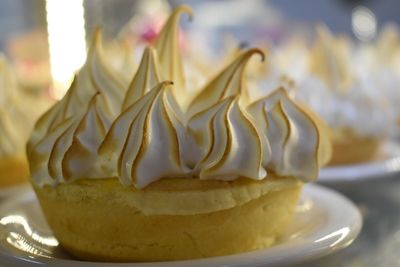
[28,6,328,188]
[248,88,325,182]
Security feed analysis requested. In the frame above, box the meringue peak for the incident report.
[27,76,81,156]
[122,46,161,110]
[84,29,126,117]
[62,93,111,180]
[96,81,186,188]
[187,48,264,118]
[99,81,172,160]
[191,96,266,180]
[154,5,193,96]
[248,87,326,181]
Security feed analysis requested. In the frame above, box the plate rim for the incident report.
[319,140,400,183]
[0,183,31,199]
[0,184,362,267]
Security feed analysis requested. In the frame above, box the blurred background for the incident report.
[2,0,400,45]
[1,1,400,266]
[0,0,398,98]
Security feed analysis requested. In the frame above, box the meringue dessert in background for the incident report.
[0,54,50,188]
[358,24,400,77]
[7,30,52,92]
[266,25,400,166]
[354,25,400,132]
[27,6,331,262]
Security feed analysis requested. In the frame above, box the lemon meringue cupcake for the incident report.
[27,6,331,262]
[274,25,398,165]
[0,54,50,188]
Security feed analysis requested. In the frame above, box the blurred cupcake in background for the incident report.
[356,24,400,76]
[354,24,400,131]
[276,25,400,165]
[7,30,52,93]
[0,54,50,188]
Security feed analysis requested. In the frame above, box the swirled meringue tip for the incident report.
[194,96,266,181]
[247,87,330,181]
[61,93,110,181]
[187,48,265,118]
[293,100,332,167]
[28,5,328,188]
[122,46,161,110]
[98,81,186,188]
[154,5,193,99]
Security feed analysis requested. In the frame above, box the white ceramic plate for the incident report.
[0,184,31,200]
[0,184,361,267]
[319,140,400,183]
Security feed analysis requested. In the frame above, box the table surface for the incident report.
[296,177,400,267]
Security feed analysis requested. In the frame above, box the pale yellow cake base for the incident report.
[33,176,302,262]
[0,155,29,187]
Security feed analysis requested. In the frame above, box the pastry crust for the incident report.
[329,128,381,165]
[34,176,302,261]
[0,155,29,187]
